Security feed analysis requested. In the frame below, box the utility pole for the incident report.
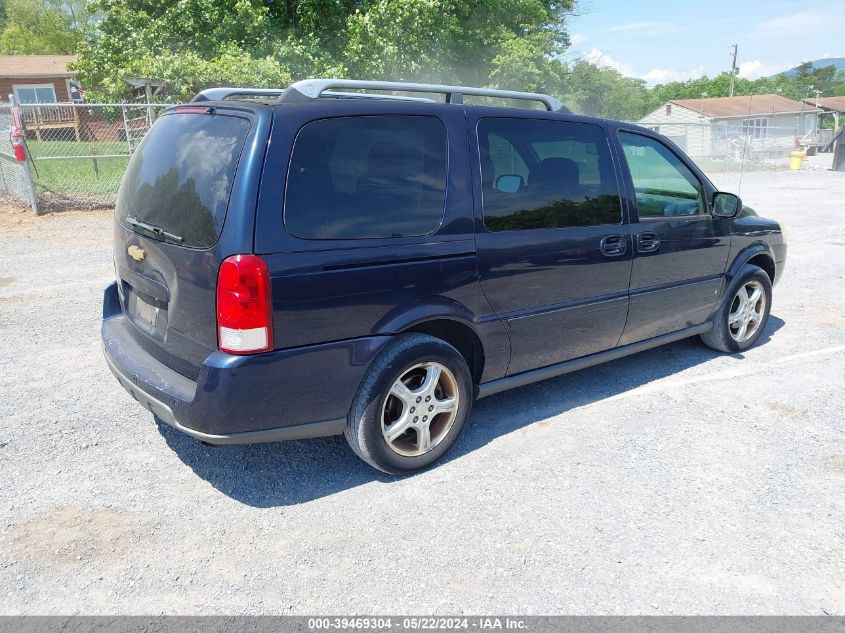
[729,44,738,97]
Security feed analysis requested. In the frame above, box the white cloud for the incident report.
[582,47,706,85]
[582,48,636,77]
[640,66,706,85]
[759,11,823,33]
[569,32,589,47]
[604,21,677,36]
[737,59,793,80]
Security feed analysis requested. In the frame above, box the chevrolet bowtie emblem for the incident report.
[127,245,145,261]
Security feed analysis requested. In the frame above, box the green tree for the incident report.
[647,64,845,106]
[792,62,843,98]
[74,0,575,100]
[73,0,288,98]
[560,60,652,120]
[342,0,571,91]
[0,0,95,54]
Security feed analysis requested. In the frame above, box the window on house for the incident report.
[665,104,672,115]
[14,84,57,104]
[742,118,768,139]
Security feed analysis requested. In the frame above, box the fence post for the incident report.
[121,105,132,155]
[725,133,728,164]
[9,94,38,215]
[0,155,8,193]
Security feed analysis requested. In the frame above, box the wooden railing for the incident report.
[20,104,78,126]
[20,103,81,141]
[802,128,835,146]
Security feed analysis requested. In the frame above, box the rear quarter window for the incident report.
[116,112,250,248]
[284,115,448,240]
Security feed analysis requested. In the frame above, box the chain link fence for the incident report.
[17,102,173,212]
[0,100,38,211]
[2,101,837,214]
[638,122,835,171]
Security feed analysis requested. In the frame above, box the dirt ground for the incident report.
[1,165,844,615]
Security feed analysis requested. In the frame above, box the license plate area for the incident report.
[135,295,158,327]
[124,283,167,339]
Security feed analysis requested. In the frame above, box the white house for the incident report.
[638,94,821,161]
[803,96,845,132]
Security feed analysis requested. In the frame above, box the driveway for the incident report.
[1,166,843,614]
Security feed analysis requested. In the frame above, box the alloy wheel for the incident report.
[381,362,459,457]
[728,279,766,343]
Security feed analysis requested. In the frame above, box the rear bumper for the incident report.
[101,283,389,443]
[103,350,346,443]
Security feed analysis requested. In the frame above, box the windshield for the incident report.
[115,112,250,248]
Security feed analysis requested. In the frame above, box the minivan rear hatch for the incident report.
[112,107,255,379]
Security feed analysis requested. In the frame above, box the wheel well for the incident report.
[404,319,485,384]
[746,253,776,283]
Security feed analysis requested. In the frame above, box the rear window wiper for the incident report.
[126,216,184,244]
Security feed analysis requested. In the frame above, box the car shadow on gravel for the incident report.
[158,316,784,507]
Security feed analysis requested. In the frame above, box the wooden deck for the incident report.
[21,104,81,141]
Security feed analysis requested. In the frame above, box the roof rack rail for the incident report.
[190,87,435,105]
[190,80,569,112]
[323,90,436,103]
[279,79,567,112]
[191,88,286,102]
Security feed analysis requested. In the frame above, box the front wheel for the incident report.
[701,264,772,353]
[345,333,474,474]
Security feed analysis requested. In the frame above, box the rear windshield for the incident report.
[116,112,250,248]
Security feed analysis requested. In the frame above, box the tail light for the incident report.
[216,255,273,354]
[172,106,211,115]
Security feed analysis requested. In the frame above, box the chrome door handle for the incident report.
[600,234,627,257]
[637,232,660,253]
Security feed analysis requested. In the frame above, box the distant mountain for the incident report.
[774,58,845,77]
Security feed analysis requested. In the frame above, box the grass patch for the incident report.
[31,155,129,194]
[27,140,131,194]
[27,140,130,159]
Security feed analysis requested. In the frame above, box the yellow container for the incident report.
[789,151,804,170]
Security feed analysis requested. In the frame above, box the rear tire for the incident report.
[701,264,772,353]
[345,333,474,474]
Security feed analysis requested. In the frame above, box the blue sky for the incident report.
[566,0,843,84]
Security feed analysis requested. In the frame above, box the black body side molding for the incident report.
[477,322,713,398]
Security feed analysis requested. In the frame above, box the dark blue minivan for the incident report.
[102,79,786,473]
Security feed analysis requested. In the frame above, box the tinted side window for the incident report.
[285,116,447,239]
[488,133,529,183]
[477,118,621,232]
[619,132,705,218]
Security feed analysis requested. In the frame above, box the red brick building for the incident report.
[0,55,77,104]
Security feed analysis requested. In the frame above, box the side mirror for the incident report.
[712,191,742,218]
[495,174,524,194]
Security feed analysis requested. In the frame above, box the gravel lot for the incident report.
[1,162,844,615]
